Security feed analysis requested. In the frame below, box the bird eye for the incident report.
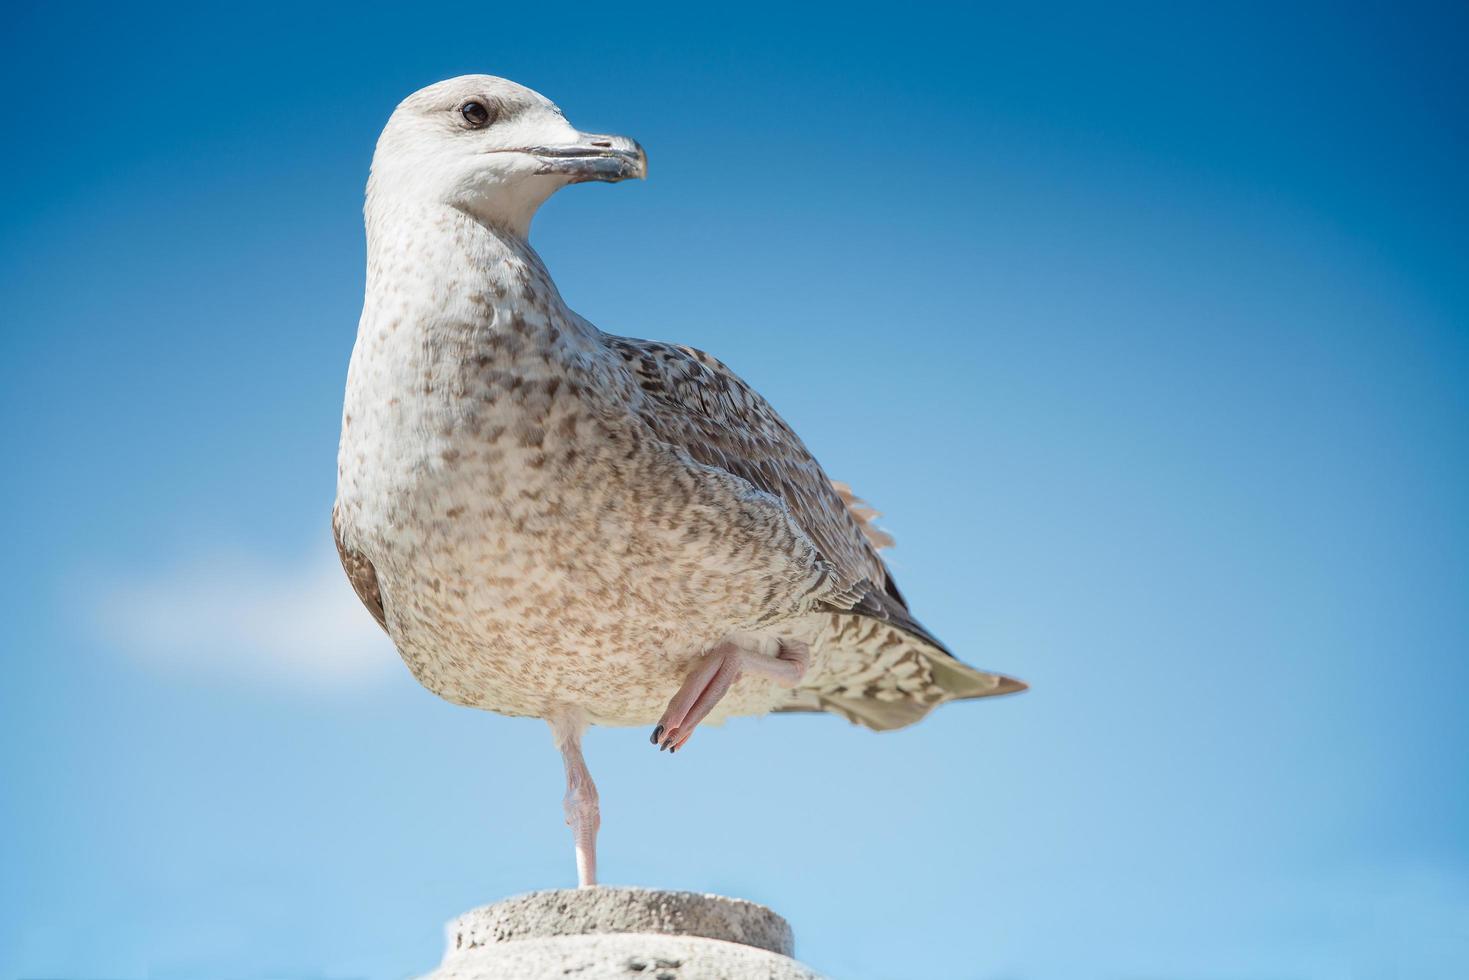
[460,101,493,128]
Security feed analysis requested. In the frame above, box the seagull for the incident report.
[334,75,1025,888]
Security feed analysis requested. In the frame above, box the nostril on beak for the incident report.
[590,139,613,148]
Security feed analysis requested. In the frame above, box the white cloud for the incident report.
[95,537,399,688]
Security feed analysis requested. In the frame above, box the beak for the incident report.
[527,132,648,183]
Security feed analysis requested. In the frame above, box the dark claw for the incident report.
[660,730,677,751]
[669,743,678,754]
[650,724,664,746]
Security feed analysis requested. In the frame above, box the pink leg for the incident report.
[549,710,600,887]
[754,639,809,688]
[652,639,810,752]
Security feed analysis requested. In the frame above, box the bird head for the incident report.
[368,75,646,237]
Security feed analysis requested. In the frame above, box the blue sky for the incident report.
[2,2,1466,977]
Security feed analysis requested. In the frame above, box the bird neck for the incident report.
[365,198,565,312]
[346,198,599,474]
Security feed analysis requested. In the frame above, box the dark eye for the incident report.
[460,101,492,128]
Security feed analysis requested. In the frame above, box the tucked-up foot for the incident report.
[652,639,809,753]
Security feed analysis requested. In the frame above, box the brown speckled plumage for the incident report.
[334,75,1024,743]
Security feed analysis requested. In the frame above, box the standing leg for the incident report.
[549,708,600,887]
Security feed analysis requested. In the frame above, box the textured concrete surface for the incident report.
[427,931,823,979]
[450,887,795,955]
[421,887,823,979]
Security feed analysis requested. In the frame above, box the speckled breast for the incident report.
[339,329,801,726]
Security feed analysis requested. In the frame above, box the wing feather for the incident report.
[607,338,888,596]
[604,336,1027,730]
[333,504,388,634]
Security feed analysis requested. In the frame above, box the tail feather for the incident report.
[807,480,1026,731]
[780,606,1026,732]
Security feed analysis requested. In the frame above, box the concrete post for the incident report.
[420,886,825,979]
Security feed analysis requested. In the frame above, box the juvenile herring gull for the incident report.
[334,75,1025,887]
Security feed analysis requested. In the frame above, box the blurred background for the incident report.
[2,2,1465,978]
